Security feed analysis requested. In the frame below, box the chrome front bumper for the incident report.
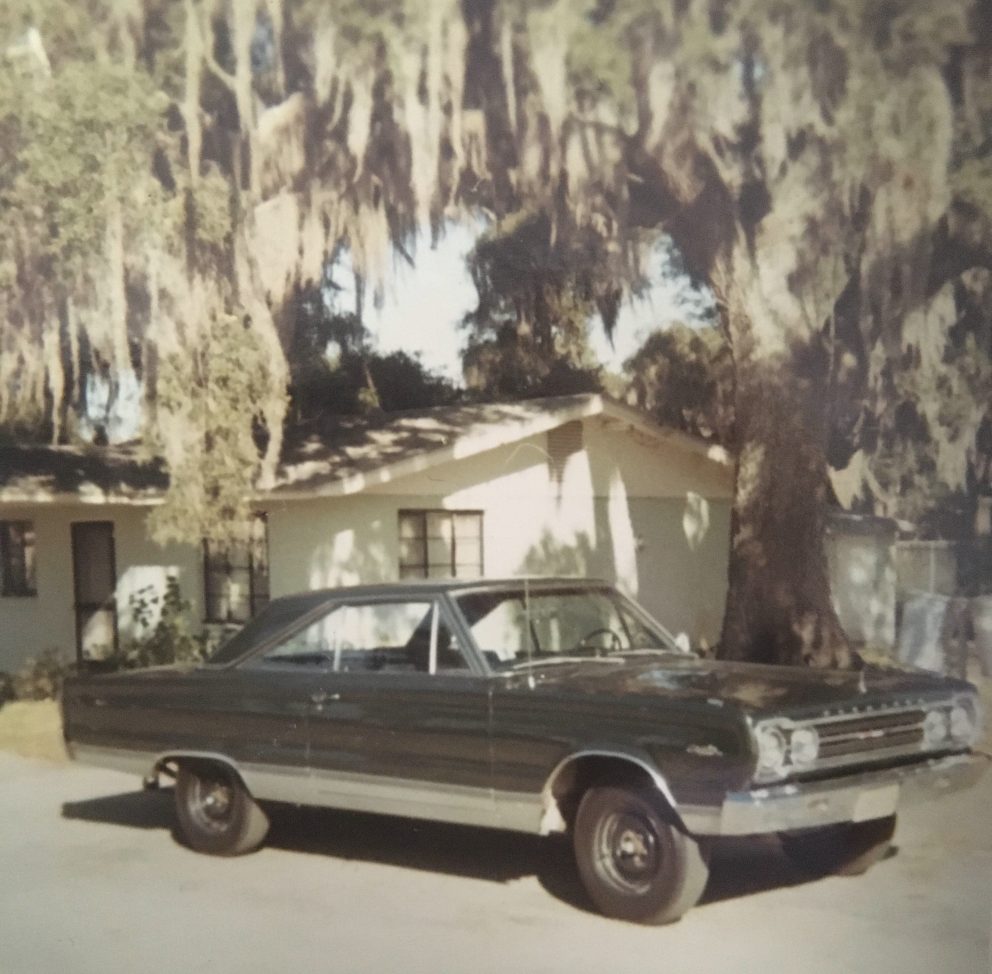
[681,752,989,837]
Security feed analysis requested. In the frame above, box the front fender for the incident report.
[539,746,684,835]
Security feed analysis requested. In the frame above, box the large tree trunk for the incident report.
[718,296,852,668]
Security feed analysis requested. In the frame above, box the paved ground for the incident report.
[1,753,990,974]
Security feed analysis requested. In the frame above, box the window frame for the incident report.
[398,509,484,580]
[0,520,37,598]
[239,594,486,677]
[202,513,270,624]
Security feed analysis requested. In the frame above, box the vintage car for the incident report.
[62,578,987,924]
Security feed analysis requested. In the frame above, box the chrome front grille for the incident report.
[812,709,926,766]
[751,699,974,784]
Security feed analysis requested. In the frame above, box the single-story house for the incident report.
[0,394,736,673]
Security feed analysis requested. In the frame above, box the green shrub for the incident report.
[12,649,68,701]
[114,577,209,669]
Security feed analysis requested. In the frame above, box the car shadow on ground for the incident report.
[61,789,881,916]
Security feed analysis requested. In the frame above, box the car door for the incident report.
[303,595,495,828]
[181,665,314,803]
[217,597,345,803]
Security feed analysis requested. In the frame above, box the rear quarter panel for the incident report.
[61,667,310,772]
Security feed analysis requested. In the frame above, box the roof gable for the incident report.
[0,394,730,505]
[272,394,731,499]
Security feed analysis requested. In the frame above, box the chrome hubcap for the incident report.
[190,773,235,832]
[599,811,661,891]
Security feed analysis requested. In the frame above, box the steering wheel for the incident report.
[574,627,623,655]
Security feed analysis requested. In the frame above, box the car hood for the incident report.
[512,654,972,716]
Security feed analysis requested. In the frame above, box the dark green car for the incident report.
[62,578,987,924]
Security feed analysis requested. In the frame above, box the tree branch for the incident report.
[203,48,237,93]
[927,202,992,297]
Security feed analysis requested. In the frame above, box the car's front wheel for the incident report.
[573,785,710,924]
[174,761,269,856]
[779,814,896,877]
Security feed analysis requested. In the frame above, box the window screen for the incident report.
[399,510,482,580]
[0,521,37,597]
[203,514,270,623]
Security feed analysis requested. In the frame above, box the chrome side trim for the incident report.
[251,766,542,832]
[687,752,988,837]
[71,744,159,777]
[239,763,314,806]
[494,789,544,833]
[307,767,499,828]
[70,744,545,834]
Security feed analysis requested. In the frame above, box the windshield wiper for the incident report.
[510,655,625,671]
[609,647,688,658]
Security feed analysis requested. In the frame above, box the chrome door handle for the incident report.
[310,691,340,705]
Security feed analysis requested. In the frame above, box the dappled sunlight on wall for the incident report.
[521,530,597,577]
[682,492,711,551]
[267,497,396,597]
[308,529,358,590]
[606,466,639,597]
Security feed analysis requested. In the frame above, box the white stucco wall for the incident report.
[266,417,733,645]
[0,503,200,672]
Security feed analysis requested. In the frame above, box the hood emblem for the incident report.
[686,743,724,757]
[855,728,886,740]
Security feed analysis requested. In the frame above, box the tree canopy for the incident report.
[1,0,990,659]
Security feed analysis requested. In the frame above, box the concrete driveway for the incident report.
[2,752,989,974]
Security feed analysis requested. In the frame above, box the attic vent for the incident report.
[547,421,583,486]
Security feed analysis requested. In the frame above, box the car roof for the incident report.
[266,576,614,606]
[206,577,619,666]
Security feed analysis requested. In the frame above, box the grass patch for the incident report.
[977,676,992,752]
[0,700,66,763]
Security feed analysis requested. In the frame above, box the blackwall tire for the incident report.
[175,762,269,856]
[779,814,896,877]
[573,785,710,924]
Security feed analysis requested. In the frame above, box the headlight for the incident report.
[922,708,949,748]
[755,724,788,777]
[789,726,820,768]
[949,697,979,745]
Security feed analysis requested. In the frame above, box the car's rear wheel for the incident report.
[573,785,710,924]
[779,814,896,877]
[174,761,269,856]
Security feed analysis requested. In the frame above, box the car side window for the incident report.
[255,600,469,675]
[257,608,342,667]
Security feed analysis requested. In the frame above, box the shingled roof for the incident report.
[0,442,167,503]
[0,394,730,504]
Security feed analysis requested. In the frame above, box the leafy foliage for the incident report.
[624,324,735,445]
[148,311,286,546]
[460,209,613,397]
[11,649,68,701]
[0,61,163,269]
[114,578,209,669]
[1,0,990,662]
[287,286,459,420]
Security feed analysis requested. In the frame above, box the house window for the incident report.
[203,515,270,623]
[399,510,483,580]
[0,521,37,597]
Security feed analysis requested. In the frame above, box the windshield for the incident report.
[453,584,683,670]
